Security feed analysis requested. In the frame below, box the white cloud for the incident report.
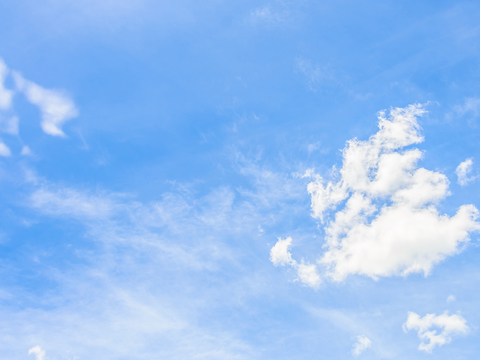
[447,295,456,303]
[296,261,321,288]
[270,237,321,288]
[352,335,371,356]
[403,311,468,353]
[311,104,478,281]
[456,158,475,186]
[13,72,78,137]
[271,104,480,286]
[28,346,46,360]
[0,58,14,110]
[0,141,11,157]
[270,236,293,266]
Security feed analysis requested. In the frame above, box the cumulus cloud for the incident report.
[403,311,468,352]
[352,335,371,356]
[270,237,321,288]
[13,72,78,137]
[271,104,480,286]
[456,158,475,186]
[312,104,479,281]
[28,346,46,360]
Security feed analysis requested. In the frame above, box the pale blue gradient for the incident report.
[0,0,480,359]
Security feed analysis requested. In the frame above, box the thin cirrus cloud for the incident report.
[294,57,334,91]
[352,335,371,356]
[13,165,301,359]
[271,104,480,285]
[456,158,475,186]
[403,311,468,353]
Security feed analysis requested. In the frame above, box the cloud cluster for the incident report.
[0,57,78,154]
[271,104,480,284]
[403,311,468,352]
[270,237,321,288]
[352,335,371,356]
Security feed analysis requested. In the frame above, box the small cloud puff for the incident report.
[447,295,456,303]
[403,311,468,353]
[21,145,33,156]
[352,335,371,356]
[28,346,46,360]
[456,158,476,186]
[270,237,321,288]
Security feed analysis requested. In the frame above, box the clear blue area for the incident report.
[0,1,479,359]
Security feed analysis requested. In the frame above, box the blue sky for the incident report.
[1,0,480,359]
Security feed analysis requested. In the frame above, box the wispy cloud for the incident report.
[456,158,476,186]
[454,97,480,117]
[2,154,313,358]
[13,72,78,137]
[0,59,14,111]
[294,57,334,91]
[452,97,480,127]
[403,311,468,353]
[0,57,79,160]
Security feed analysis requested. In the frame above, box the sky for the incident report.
[1,0,480,359]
